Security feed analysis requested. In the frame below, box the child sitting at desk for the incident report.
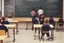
[58,16,63,26]
[32,16,38,30]
[7,14,12,21]
[41,19,50,40]
[58,16,63,31]
[1,16,9,24]
[40,14,44,24]
[0,18,8,33]
[49,16,55,26]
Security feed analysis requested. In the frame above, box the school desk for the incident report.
[4,24,16,42]
[33,24,54,40]
[0,36,7,43]
[9,20,19,34]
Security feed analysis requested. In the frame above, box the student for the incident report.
[49,16,55,26]
[40,14,44,24]
[1,16,9,24]
[31,8,36,18]
[0,18,8,33]
[38,6,44,21]
[58,16,63,26]
[32,16,38,30]
[32,16,38,24]
[7,14,12,21]
[41,19,50,40]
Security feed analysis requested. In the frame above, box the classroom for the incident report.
[0,0,64,43]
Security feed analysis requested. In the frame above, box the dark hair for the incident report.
[2,16,5,21]
[0,18,1,23]
[32,8,35,11]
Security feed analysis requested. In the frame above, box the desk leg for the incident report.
[16,23,18,34]
[26,22,28,30]
[56,22,58,31]
[34,28,36,40]
[51,29,54,41]
[13,28,15,42]
[7,29,10,37]
[38,28,41,41]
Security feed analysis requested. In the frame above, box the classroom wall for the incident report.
[1,0,64,18]
[2,0,4,16]
[63,0,64,18]
[0,0,1,16]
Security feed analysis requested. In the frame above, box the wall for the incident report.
[0,0,1,16]
[2,0,4,16]
[63,0,64,18]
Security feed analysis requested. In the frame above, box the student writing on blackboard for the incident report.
[31,8,36,17]
[38,6,44,21]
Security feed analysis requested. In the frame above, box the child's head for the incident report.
[44,19,49,24]
[32,8,35,11]
[2,16,5,21]
[8,14,12,18]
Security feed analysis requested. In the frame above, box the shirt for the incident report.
[42,24,50,31]
[38,9,44,16]
[1,20,9,24]
[31,11,36,16]
[49,18,55,24]
[32,18,38,24]
[0,24,8,32]
[58,18,63,26]
[40,19,44,24]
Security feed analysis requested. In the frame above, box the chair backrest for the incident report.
[0,30,6,36]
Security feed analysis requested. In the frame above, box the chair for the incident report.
[0,30,6,43]
[0,30,6,36]
[41,25,50,41]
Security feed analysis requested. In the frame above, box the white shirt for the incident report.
[38,9,44,16]
[8,18,12,22]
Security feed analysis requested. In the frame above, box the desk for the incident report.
[9,21,18,34]
[4,24,16,42]
[33,24,54,40]
[0,36,7,43]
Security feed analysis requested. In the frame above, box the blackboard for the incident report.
[15,0,63,17]
[4,0,14,17]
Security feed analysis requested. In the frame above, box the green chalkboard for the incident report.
[15,0,63,17]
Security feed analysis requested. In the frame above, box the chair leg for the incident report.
[41,35,44,41]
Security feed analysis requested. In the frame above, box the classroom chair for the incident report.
[0,30,6,43]
[0,30,6,36]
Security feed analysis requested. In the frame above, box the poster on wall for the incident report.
[0,0,1,17]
